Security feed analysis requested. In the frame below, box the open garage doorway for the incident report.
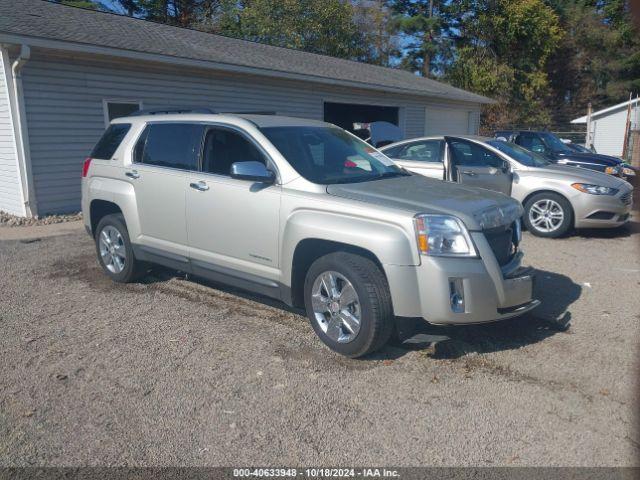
[324,102,399,132]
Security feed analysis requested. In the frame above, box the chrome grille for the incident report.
[620,190,632,206]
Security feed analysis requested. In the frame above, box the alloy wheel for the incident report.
[311,271,361,344]
[529,199,564,233]
[99,225,127,274]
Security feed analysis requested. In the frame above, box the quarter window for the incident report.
[91,123,131,160]
[134,123,205,171]
[202,128,266,176]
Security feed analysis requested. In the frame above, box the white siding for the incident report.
[592,109,628,157]
[424,106,479,136]
[0,49,24,216]
[20,51,482,214]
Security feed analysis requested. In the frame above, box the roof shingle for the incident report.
[0,0,492,104]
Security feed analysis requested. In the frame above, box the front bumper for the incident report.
[385,232,539,325]
[573,187,633,229]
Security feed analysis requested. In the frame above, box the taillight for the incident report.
[82,157,92,177]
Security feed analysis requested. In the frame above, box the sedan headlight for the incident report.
[604,166,620,175]
[571,183,619,195]
[414,214,477,257]
[622,165,636,177]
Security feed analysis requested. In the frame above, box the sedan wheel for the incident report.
[523,192,573,238]
[528,199,564,233]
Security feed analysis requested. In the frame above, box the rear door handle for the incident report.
[460,170,477,177]
[190,181,209,191]
[125,170,140,179]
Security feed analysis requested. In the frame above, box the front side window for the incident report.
[134,123,205,171]
[202,128,266,176]
[517,133,547,154]
[385,140,444,163]
[449,140,504,168]
[261,126,407,184]
[91,123,131,159]
[539,132,572,153]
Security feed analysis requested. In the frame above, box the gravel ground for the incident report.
[0,221,638,467]
[0,211,82,228]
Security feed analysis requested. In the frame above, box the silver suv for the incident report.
[81,111,539,357]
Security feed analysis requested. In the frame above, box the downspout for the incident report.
[10,44,37,217]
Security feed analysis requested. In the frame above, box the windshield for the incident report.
[486,140,550,167]
[261,126,408,184]
[540,132,572,153]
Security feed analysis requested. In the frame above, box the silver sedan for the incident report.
[381,136,634,238]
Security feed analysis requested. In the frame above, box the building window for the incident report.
[103,100,142,125]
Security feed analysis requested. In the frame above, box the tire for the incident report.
[94,213,147,283]
[303,252,394,358]
[523,192,573,238]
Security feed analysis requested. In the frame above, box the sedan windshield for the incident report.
[487,140,550,168]
[261,126,408,184]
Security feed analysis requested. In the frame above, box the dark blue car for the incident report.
[494,130,635,179]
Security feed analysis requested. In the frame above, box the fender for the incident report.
[87,176,141,239]
[280,208,419,287]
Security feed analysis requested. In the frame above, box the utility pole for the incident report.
[622,92,633,160]
[585,102,592,149]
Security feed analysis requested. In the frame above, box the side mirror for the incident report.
[230,161,275,183]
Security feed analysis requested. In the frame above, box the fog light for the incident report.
[449,278,465,313]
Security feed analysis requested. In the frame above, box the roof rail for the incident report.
[130,106,217,116]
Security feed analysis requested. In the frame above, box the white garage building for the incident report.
[0,0,490,217]
[571,97,640,158]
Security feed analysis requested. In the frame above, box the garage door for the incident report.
[424,107,474,136]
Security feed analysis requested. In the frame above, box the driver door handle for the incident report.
[125,170,140,179]
[460,170,477,177]
[190,181,210,191]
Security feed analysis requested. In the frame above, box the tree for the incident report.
[544,0,640,125]
[218,0,365,59]
[352,0,399,66]
[446,0,563,129]
[389,0,447,77]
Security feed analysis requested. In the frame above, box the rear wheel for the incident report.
[95,213,147,282]
[303,252,394,358]
[523,192,573,238]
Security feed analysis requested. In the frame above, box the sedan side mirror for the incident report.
[230,161,275,183]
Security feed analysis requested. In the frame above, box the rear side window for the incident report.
[134,123,205,171]
[91,123,131,159]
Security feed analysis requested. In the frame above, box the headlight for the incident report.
[571,183,619,195]
[414,214,477,257]
[622,166,636,176]
[604,166,620,175]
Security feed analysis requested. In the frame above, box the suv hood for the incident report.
[535,164,630,188]
[326,174,521,231]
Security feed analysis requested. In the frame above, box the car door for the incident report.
[185,125,281,284]
[445,137,513,195]
[382,139,445,179]
[127,122,204,259]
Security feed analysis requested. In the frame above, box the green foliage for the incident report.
[218,0,365,58]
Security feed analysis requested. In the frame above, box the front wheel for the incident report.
[523,192,573,238]
[303,252,394,358]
